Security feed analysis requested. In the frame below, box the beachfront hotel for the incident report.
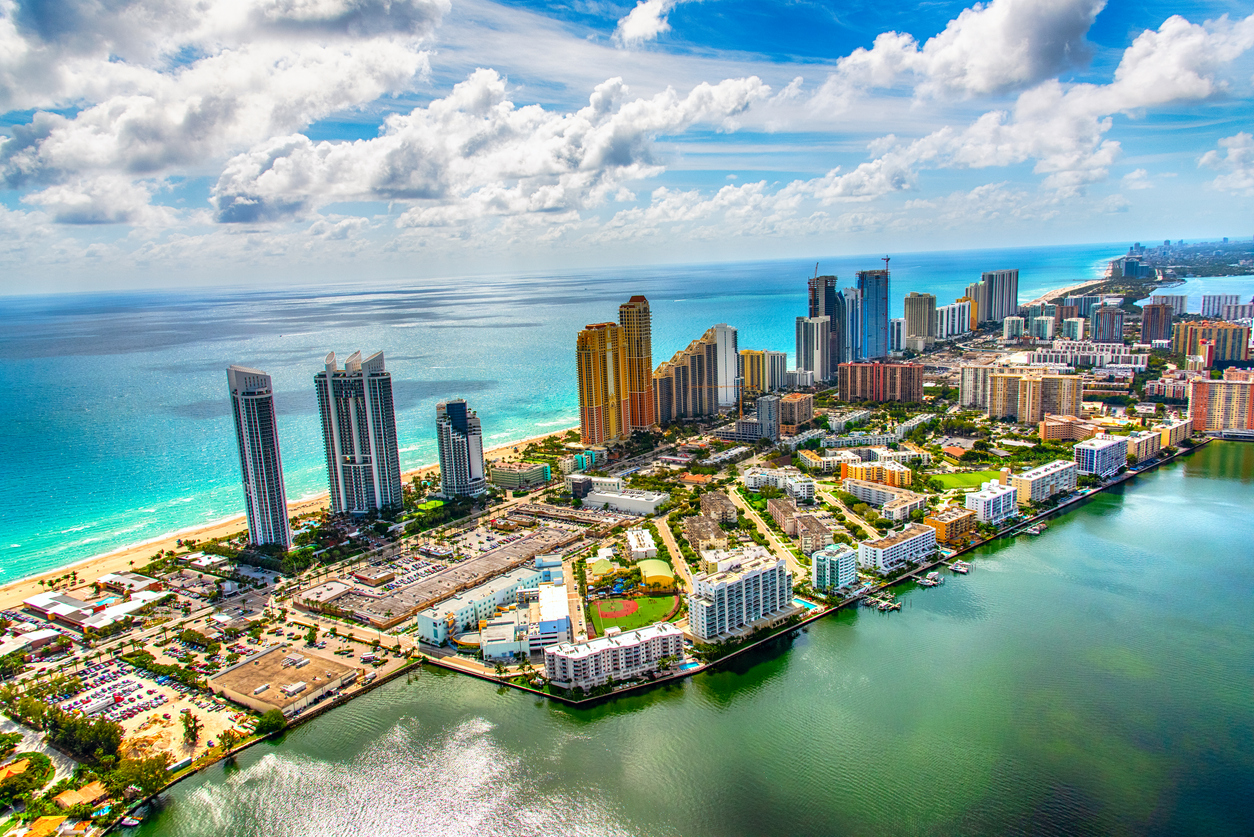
[966,268,1019,324]
[545,623,684,691]
[315,350,403,515]
[618,296,656,432]
[435,398,487,498]
[576,322,631,445]
[227,365,291,548]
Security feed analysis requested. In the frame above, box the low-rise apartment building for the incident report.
[544,623,685,691]
[857,524,937,573]
[1010,460,1078,505]
[699,491,738,524]
[839,460,913,487]
[965,481,1019,524]
[1074,436,1128,477]
[923,506,976,544]
[794,514,834,553]
[688,553,794,642]
[683,515,729,553]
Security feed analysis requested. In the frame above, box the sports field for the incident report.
[931,469,1005,489]
[590,595,678,633]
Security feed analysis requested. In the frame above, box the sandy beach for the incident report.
[1021,276,1111,308]
[0,426,578,612]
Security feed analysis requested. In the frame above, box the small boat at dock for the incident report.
[950,560,971,574]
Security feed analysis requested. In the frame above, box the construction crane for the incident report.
[882,255,891,270]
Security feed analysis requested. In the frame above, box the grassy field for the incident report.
[931,469,1006,489]
[591,595,678,633]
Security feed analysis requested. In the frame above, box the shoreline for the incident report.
[100,438,1225,832]
[0,425,578,612]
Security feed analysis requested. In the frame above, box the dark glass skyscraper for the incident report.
[315,350,403,514]
[227,365,291,548]
[856,268,890,359]
[808,274,848,366]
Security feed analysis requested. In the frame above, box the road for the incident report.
[726,488,804,576]
[654,514,693,593]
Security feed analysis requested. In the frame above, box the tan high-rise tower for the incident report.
[577,322,630,445]
[618,296,655,431]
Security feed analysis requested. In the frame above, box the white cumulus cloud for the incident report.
[1200,132,1254,194]
[210,69,770,223]
[613,0,680,48]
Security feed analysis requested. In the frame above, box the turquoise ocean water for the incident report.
[2,242,1250,583]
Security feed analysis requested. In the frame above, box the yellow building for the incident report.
[740,349,767,397]
[637,558,675,590]
[840,460,913,487]
[923,506,976,544]
[618,296,656,431]
[576,322,630,445]
[1171,321,1251,363]
[957,295,978,331]
[989,373,1082,423]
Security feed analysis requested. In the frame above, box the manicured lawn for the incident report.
[931,469,1006,489]
[590,595,678,633]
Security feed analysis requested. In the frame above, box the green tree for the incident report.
[109,754,171,796]
[254,710,287,736]
[182,712,203,745]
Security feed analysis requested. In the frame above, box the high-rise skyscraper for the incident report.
[1139,303,1174,343]
[764,351,788,391]
[618,296,655,431]
[795,316,831,381]
[1091,306,1126,343]
[227,365,291,549]
[740,349,767,397]
[841,286,862,362]
[808,274,848,366]
[968,269,1020,323]
[577,322,630,444]
[856,269,890,359]
[436,399,486,498]
[315,350,403,515]
[1201,294,1241,318]
[713,324,740,409]
[653,327,719,424]
[903,292,937,342]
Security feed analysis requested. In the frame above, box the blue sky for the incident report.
[1,0,1252,292]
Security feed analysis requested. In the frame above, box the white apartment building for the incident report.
[545,623,685,691]
[626,528,657,561]
[742,468,816,502]
[935,300,973,340]
[1101,430,1161,464]
[688,554,794,642]
[1003,317,1025,339]
[1029,341,1149,370]
[1074,436,1128,477]
[1010,460,1078,505]
[964,481,1019,524]
[857,524,937,573]
[960,365,995,409]
[811,544,857,593]
[480,583,572,660]
[841,478,927,521]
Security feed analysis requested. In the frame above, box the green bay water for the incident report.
[136,442,1254,837]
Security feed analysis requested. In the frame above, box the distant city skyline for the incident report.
[1,0,1252,292]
